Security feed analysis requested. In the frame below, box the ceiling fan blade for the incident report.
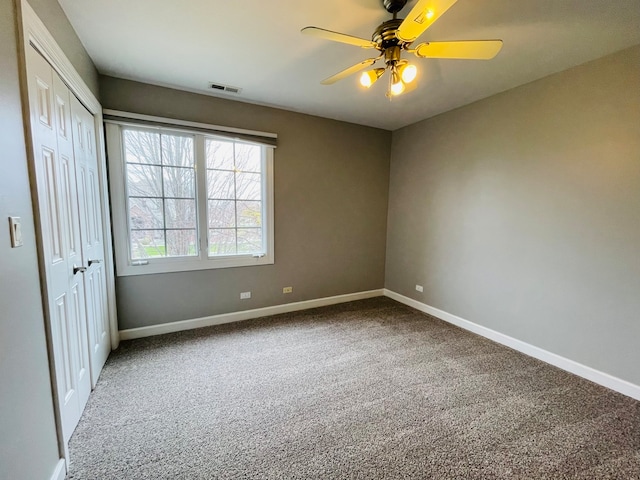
[301,26,377,49]
[413,40,503,59]
[321,58,379,85]
[396,0,458,43]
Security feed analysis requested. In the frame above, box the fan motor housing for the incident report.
[383,0,407,14]
[372,19,404,49]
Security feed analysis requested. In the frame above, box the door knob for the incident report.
[88,259,102,266]
[73,265,87,275]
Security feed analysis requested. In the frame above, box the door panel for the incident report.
[26,46,92,445]
[54,293,74,402]
[35,77,52,127]
[42,147,63,262]
[60,155,77,257]
[52,65,92,417]
[71,280,90,390]
[70,94,110,385]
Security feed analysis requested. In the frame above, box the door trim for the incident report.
[15,0,119,463]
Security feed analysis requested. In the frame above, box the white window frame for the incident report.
[105,117,275,276]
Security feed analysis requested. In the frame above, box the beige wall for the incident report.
[0,1,100,478]
[386,45,640,385]
[99,77,391,330]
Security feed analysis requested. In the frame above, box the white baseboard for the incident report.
[119,289,385,341]
[50,459,66,480]
[384,289,640,401]
[118,286,639,401]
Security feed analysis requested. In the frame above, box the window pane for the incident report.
[237,200,261,227]
[129,197,163,229]
[235,143,261,172]
[163,166,195,198]
[206,139,234,170]
[130,229,165,259]
[127,164,162,197]
[209,229,236,256]
[166,229,197,257]
[237,228,262,253]
[236,143,262,172]
[208,200,236,228]
[207,170,235,200]
[165,199,196,228]
[236,172,261,200]
[124,130,160,165]
[162,134,194,167]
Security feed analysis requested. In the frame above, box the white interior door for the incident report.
[70,94,110,384]
[26,46,91,445]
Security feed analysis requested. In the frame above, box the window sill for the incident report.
[116,254,274,276]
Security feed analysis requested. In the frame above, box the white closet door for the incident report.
[26,46,91,444]
[70,94,110,384]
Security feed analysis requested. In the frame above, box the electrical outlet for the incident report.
[283,286,293,294]
[240,291,251,299]
[415,285,424,293]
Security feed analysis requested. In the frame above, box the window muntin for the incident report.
[107,121,274,276]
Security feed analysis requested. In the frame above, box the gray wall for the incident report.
[386,45,640,386]
[0,0,100,478]
[99,77,391,330]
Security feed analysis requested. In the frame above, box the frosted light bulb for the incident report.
[401,64,417,83]
[390,80,405,96]
[360,71,373,88]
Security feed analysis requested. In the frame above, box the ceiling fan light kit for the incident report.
[360,68,385,88]
[390,70,406,96]
[399,63,417,83]
[302,0,503,99]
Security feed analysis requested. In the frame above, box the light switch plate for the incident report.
[9,217,23,248]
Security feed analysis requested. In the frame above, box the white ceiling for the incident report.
[58,0,640,130]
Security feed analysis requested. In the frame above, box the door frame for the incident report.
[15,0,119,462]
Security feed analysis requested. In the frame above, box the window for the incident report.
[106,118,274,276]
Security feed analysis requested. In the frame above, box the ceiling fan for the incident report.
[301,0,503,98]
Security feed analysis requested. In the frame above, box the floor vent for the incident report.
[208,82,242,94]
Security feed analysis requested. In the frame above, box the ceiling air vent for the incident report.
[208,82,242,94]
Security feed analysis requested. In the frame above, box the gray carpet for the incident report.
[67,297,640,479]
